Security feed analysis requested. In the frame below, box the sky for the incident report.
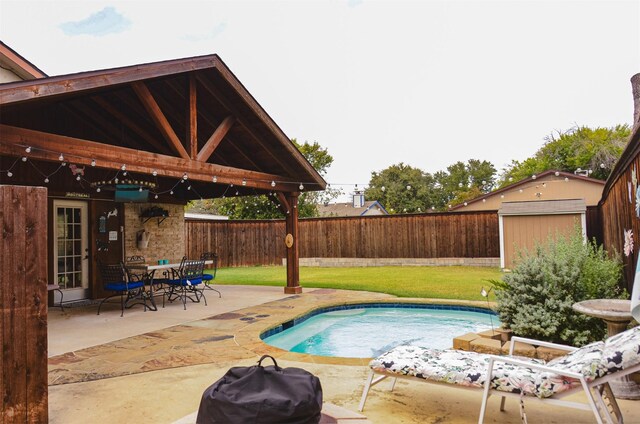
[1,0,639,200]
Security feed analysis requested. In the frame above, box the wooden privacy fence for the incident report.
[186,211,501,267]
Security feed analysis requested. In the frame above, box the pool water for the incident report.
[262,305,499,358]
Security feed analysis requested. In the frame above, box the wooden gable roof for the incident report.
[0,54,325,200]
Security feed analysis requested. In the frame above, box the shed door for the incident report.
[53,200,89,301]
[502,214,581,269]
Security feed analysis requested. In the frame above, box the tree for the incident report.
[364,159,497,213]
[188,139,338,219]
[436,160,497,207]
[499,125,630,186]
[365,163,437,213]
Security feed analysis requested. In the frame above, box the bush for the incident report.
[493,227,626,346]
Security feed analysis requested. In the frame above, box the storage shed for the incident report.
[498,199,586,269]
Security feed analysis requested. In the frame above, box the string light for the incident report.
[152,170,158,176]
[299,183,304,190]
[213,176,217,183]
[25,146,31,153]
[91,159,96,167]
[271,181,276,187]
[7,171,12,177]
[21,156,27,162]
[242,179,247,186]
[44,177,49,183]
[58,154,64,161]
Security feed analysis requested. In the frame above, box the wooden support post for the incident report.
[283,193,302,294]
[1,185,48,423]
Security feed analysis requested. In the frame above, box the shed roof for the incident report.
[0,54,325,199]
[318,200,387,217]
[498,199,586,216]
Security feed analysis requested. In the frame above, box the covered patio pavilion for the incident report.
[0,53,325,421]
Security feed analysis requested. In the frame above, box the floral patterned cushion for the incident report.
[536,341,605,398]
[601,326,640,373]
[369,342,608,399]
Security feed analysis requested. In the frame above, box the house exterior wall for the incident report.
[502,213,582,269]
[123,203,186,263]
[458,175,604,211]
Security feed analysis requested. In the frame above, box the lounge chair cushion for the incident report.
[602,326,640,373]
[202,273,214,281]
[166,278,203,286]
[369,342,607,399]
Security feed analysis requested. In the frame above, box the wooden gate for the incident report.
[1,185,48,423]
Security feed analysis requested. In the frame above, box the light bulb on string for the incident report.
[299,183,304,190]
[152,170,158,177]
[154,194,158,199]
[170,190,174,195]
[242,179,247,186]
[271,181,276,187]
[213,176,217,183]
[187,185,191,190]
[58,154,64,161]
[76,175,81,181]
[44,177,49,183]
[96,187,101,193]
[25,146,32,153]
[121,164,126,171]
[183,173,188,181]
[138,187,143,192]
[91,159,96,167]
[21,156,27,162]
[7,171,13,177]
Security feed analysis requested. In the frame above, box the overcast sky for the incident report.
[1,0,639,199]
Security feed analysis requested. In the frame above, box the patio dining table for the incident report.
[126,260,213,310]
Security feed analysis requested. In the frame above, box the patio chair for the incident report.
[359,325,640,424]
[163,259,207,310]
[200,251,221,298]
[97,262,146,317]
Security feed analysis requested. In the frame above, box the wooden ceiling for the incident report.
[0,54,325,200]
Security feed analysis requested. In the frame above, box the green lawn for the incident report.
[211,265,503,301]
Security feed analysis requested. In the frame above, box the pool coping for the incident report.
[234,295,497,366]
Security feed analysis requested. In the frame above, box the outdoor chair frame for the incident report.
[163,259,207,310]
[97,262,147,317]
[359,333,640,424]
[200,251,221,298]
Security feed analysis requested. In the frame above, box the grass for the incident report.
[211,265,503,301]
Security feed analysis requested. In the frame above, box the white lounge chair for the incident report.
[359,325,640,423]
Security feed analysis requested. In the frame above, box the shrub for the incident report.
[492,227,626,346]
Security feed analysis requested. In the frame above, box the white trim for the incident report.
[499,214,505,269]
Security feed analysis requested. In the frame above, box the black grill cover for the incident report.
[196,355,323,424]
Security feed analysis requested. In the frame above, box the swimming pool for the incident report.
[261,303,499,358]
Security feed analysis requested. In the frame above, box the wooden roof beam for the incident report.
[188,74,198,159]
[196,115,235,162]
[0,124,302,192]
[195,75,297,176]
[131,81,190,160]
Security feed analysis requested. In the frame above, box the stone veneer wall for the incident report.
[123,203,186,263]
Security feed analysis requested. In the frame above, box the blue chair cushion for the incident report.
[105,281,144,291]
[202,273,214,281]
[166,278,203,286]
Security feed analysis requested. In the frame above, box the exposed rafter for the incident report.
[131,81,190,160]
[197,115,236,163]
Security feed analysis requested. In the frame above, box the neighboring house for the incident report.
[450,170,605,269]
[318,192,388,217]
[0,40,47,82]
[449,169,605,211]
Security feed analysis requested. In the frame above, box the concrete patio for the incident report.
[48,285,640,423]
